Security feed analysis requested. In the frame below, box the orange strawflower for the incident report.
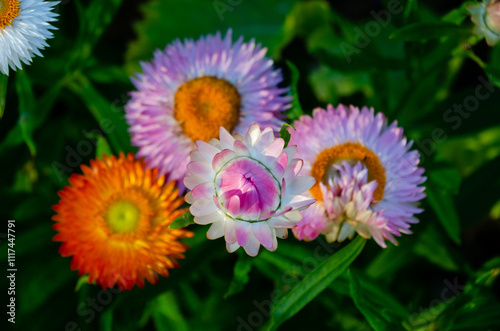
[52,153,193,291]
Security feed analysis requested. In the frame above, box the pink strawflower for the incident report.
[184,124,315,256]
[289,105,426,248]
[125,30,291,191]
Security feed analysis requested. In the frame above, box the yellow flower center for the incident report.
[310,142,386,203]
[0,0,20,29]
[106,200,141,234]
[174,76,241,142]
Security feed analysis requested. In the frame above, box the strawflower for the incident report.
[289,105,426,248]
[52,153,193,290]
[468,0,500,46]
[184,124,315,256]
[0,0,59,75]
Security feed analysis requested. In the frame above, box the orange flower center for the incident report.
[310,142,386,203]
[174,76,241,142]
[0,0,20,29]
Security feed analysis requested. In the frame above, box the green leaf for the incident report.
[429,167,461,194]
[345,271,409,322]
[403,0,418,22]
[0,74,7,119]
[19,257,74,316]
[0,82,60,155]
[72,0,124,63]
[285,61,304,121]
[267,236,366,330]
[67,73,133,153]
[442,1,475,24]
[100,308,114,331]
[224,252,254,298]
[279,123,294,148]
[349,271,401,331]
[169,211,195,229]
[75,275,90,292]
[390,22,470,41]
[413,224,460,271]
[125,0,299,73]
[152,292,189,331]
[96,136,113,158]
[15,71,37,156]
[426,168,462,244]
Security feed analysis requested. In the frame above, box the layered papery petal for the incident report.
[207,221,225,239]
[290,105,426,247]
[186,124,314,256]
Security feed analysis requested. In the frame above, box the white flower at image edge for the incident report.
[184,124,316,256]
[0,0,59,75]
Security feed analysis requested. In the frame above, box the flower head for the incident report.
[125,29,291,191]
[52,153,193,290]
[468,0,500,46]
[289,105,426,248]
[0,0,59,75]
[184,124,315,256]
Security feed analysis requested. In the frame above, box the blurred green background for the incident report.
[1,0,500,330]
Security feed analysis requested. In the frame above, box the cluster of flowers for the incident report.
[51,30,425,291]
[4,0,492,291]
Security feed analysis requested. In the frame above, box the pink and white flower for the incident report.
[289,105,426,248]
[184,124,316,256]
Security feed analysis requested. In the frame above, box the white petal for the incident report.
[275,228,288,239]
[184,174,209,190]
[196,140,220,162]
[226,242,240,253]
[224,218,237,244]
[243,232,261,256]
[207,220,225,239]
[287,176,316,195]
[191,199,217,217]
[195,211,224,225]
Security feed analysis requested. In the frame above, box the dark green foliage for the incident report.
[1,1,500,330]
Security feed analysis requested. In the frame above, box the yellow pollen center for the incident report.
[174,76,241,142]
[310,142,386,204]
[105,200,141,234]
[0,0,20,29]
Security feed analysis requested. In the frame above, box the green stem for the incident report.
[0,74,8,120]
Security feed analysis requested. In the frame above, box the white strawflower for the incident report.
[0,0,59,75]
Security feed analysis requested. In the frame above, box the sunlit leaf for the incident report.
[279,123,294,148]
[169,211,195,229]
[152,292,189,331]
[267,236,366,330]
